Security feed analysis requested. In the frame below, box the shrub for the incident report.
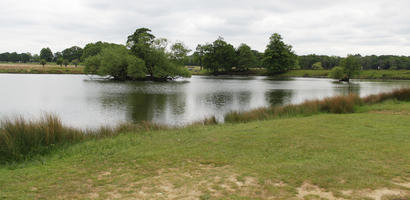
[330,66,344,79]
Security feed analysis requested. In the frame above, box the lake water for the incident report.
[1,74,410,128]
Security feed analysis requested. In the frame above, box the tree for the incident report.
[32,54,40,62]
[62,46,83,62]
[56,57,63,67]
[126,28,190,80]
[312,62,323,70]
[236,43,258,71]
[193,44,206,70]
[72,59,79,67]
[63,59,69,67]
[40,48,53,62]
[53,52,62,62]
[339,55,362,82]
[8,52,19,62]
[84,45,146,80]
[262,33,296,74]
[330,66,344,80]
[82,41,118,60]
[20,53,31,63]
[202,37,237,73]
[84,55,101,75]
[40,59,46,67]
[170,42,191,65]
[126,28,155,59]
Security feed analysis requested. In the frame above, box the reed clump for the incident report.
[0,114,166,163]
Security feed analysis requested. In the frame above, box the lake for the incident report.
[1,74,409,128]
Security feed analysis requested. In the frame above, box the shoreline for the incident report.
[1,89,410,199]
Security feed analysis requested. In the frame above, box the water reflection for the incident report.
[1,74,410,128]
[265,90,293,106]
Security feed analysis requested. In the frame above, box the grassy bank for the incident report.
[1,90,410,199]
[278,69,410,80]
[192,68,410,80]
[0,63,84,74]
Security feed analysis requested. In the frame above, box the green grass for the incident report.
[1,98,410,198]
[278,69,410,80]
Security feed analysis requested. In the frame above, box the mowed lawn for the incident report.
[0,101,410,199]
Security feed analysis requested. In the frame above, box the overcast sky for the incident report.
[1,0,409,56]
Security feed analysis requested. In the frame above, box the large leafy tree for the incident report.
[262,33,296,74]
[40,48,53,62]
[236,43,258,71]
[170,42,191,65]
[62,46,83,62]
[84,45,145,80]
[8,52,19,62]
[339,55,362,82]
[20,53,31,63]
[193,44,206,70]
[202,37,237,73]
[82,41,118,60]
[126,28,190,80]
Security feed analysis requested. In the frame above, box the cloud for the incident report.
[0,0,409,56]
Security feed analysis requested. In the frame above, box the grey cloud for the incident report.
[0,0,410,56]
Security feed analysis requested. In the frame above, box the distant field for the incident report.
[0,63,84,74]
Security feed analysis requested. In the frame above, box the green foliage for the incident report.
[20,53,31,63]
[126,28,191,80]
[82,41,119,60]
[170,42,191,65]
[84,55,101,74]
[202,37,237,73]
[330,66,344,79]
[62,46,83,62]
[56,57,63,66]
[311,62,323,70]
[193,44,206,69]
[236,43,258,71]
[85,45,146,80]
[71,59,79,67]
[63,59,69,67]
[40,47,53,62]
[298,54,340,70]
[263,33,297,74]
[40,59,46,67]
[340,55,362,81]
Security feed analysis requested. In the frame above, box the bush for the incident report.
[312,62,323,70]
[330,66,344,79]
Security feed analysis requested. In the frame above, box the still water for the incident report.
[1,74,409,128]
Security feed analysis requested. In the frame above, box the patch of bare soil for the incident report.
[296,182,410,200]
[370,110,410,115]
[80,164,291,199]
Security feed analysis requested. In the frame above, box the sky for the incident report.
[1,0,409,56]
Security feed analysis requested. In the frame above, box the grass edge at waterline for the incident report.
[225,87,410,123]
[1,88,410,163]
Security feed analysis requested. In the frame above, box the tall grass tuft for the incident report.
[363,88,410,104]
[0,114,85,162]
[0,114,168,163]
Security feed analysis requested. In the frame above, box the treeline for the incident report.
[2,27,410,73]
[0,46,83,64]
[186,33,297,74]
[298,54,410,70]
[186,52,410,71]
